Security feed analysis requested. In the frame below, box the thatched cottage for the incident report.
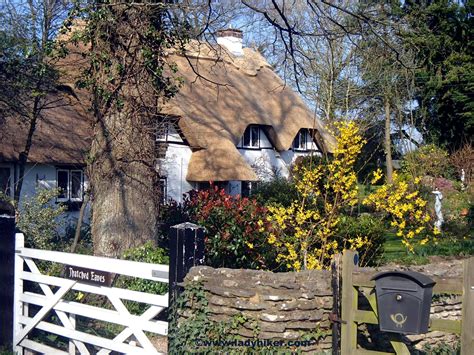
[0,29,335,219]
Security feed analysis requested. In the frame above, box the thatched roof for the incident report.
[0,35,92,165]
[0,93,91,165]
[0,39,335,183]
[162,41,336,181]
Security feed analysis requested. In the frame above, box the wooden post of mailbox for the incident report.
[168,222,205,308]
[0,215,16,348]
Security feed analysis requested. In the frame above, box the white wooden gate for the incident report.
[13,233,170,354]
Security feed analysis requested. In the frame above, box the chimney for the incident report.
[216,29,244,57]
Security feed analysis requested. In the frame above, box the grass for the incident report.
[381,232,430,265]
[381,230,474,265]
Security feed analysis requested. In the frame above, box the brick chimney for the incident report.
[216,29,244,57]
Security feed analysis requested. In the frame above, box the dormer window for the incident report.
[242,125,260,148]
[293,129,308,151]
[156,122,169,142]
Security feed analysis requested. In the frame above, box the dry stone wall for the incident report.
[182,258,464,353]
[183,266,334,353]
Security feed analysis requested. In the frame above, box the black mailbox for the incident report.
[371,271,436,334]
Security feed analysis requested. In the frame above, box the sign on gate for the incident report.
[64,265,113,287]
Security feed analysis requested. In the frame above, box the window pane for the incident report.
[159,178,167,203]
[156,122,168,141]
[294,130,307,150]
[57,171,69,198]
[300,130,307,148]
[0,167,11,195]
[71,171,82,199]
[293,133,300,149]
[241,181,251,197]
[243,127,251,147]
[251,127,259,147]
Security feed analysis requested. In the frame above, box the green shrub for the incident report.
[335,215,386,266]
[115,242,169,314]
[157,200,189,250]
[16,188,67,250]
[422,341,460,354]
[251,177,298,207]
[401,144,454,179]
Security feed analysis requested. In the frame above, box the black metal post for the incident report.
[168,222,205,308]
[331,254,341,355]
[0,215,16,348]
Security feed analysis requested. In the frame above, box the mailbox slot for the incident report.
[372,271,436,335]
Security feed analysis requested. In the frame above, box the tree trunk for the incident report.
[384,96,394,183]
[90,111,158,257]
[71,191,90,253]
[84,3,182,257]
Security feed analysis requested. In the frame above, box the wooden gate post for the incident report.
[340,249,358,354]
[168,222,205,307]
[0,215,16,348]
[461,256,474,354]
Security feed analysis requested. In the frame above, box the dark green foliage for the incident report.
[421,340,460,354]
[336,215,386,266]
[157,200,189,250]
[251,178,298,207]
[402,0,474,151]
[115,242,169,314]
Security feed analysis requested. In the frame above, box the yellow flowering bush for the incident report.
[364,170,436,252]
[264,121,441,271]
[265,121,367,270]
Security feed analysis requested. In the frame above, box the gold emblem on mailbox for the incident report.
[390,313,408,328]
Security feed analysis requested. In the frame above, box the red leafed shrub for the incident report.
[186,185,278,270]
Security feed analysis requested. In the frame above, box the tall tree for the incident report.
[68,1,189,256]
[403,0,473,150]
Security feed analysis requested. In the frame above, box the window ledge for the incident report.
[56,200,83,212]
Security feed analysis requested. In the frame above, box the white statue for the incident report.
[432,190,444,231]
[461,169,466,191]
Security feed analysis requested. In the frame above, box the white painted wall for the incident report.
[232,127,321,196]
[7,125,322,217]
[1,162,90,230]
[157,125,194,203]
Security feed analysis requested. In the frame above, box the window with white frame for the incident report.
[57,169,84,202]
[0,166,13,197]
[293,129,308,151]
[242,125,260,148]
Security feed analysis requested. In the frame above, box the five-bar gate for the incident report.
[13,233,169,354]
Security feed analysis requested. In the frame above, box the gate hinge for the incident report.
[329,313,347,324]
